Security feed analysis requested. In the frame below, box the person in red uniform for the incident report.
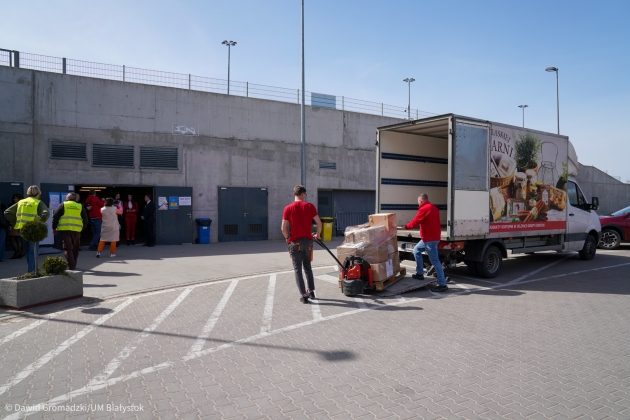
[123,194,139,245]
[403,193,448,292]
[84,191,105,250]
[281,185,322,303]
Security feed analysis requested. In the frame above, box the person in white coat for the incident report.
[97,198,120,258]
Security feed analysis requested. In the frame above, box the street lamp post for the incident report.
[518,104,528,128]
[222,40,237,95]
[300,0,306,186]
[545,66,559,134]
[403,77,415,120]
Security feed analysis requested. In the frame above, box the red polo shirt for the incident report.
[282,200,317,242]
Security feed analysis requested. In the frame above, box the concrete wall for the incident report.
[577,164,630,215]
[0,67,401,241]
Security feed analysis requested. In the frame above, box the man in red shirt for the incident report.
[84,190,105,250]
[281,185,322,303]
[403,193,448,292]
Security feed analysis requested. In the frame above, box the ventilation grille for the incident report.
[224,224,238,235]
[92,144,134,167]
[140,146,178,169]
[50,141,87,160]
[319,161,336,170]
[248,224,263,234]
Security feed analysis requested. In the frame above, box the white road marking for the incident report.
[88,288,192,385]
[315,273,340,285]
[260,275,276,334]
[186,280,239,358]
[353,297,368,309]
[0,313,61,347]
[0,298,134,398]
[395,294,407,303]
[506,255,571,285]
[15,261,630,417]
[310,296,322,321]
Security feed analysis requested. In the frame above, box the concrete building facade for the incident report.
[0,66,400,243]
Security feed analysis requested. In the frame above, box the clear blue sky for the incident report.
[3,0,629,182]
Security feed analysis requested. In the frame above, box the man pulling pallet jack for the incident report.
[401,193,449,293]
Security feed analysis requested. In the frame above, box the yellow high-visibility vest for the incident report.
[57,201,83,232]
[15,197,41,230]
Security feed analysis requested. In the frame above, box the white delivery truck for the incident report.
[376,114,601,278]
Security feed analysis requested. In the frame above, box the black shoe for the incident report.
[412,273,425,280]
[431,284,448,293]
[300,296,310,304]
[308,290,315,299]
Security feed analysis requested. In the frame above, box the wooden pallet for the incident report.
[373,267,406,291]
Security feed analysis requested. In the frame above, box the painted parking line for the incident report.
[185,280,239,358]
[89,288,193,385]
[260,274,276,335]
[310,296,323,321]
[0,297,135,398]
[19,260,630,417]
[316,273,339,285]
[0,313,61,347]
[505,254,572,285]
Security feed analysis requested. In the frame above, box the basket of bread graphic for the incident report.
[490,152,516,188]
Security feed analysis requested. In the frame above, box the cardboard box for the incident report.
[344,224,390,245]
[371,258,395,283]
[336,236,398,265]
[368,213,397,232]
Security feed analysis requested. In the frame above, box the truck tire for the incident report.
[598,228,621,250]
[475,245,502,278]
[579,234,598,260]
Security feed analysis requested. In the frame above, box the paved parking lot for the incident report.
[1,242,629,419]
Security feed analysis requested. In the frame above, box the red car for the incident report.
[598,205,630,249]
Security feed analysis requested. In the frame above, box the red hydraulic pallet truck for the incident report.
[314,237,375,297]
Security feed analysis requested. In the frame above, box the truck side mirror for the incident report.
[591,197,599,211]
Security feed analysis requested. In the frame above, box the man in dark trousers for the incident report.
[403,193,448,292]
[85,190,104,250]
[141,194,156,247]
[281,185,322,303]
[52,192,88,270]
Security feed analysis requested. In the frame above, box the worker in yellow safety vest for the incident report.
[3,185,50,272]
[53,192,88,270]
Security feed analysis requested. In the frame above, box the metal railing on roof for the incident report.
[0,48,435,120]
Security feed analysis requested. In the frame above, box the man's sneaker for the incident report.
[431,284,448,293]
[411,273,425,280]
[300,296,310,304]
[96,252,101,258]
[308,290,315,299]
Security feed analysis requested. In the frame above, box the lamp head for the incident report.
[518,104,528,109]
[545,66,558,72]
[222,40,237,46]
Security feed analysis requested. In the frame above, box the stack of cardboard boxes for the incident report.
[336,213,401,283]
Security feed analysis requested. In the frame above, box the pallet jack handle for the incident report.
[313,237,345,270]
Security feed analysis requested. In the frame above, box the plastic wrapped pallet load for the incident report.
[336,213,401,283]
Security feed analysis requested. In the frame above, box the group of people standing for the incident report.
[1,186,156,272]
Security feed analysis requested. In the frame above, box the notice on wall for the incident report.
[158,196,168,211]
[178,196,191,206]
[43,192,64,245]
[168,196,179,210]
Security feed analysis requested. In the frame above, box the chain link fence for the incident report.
[0,48,435,119]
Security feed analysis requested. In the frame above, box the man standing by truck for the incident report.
[53,192,88,270]
[281,185,322,304]
[403,193,448,292]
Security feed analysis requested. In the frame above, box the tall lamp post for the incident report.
[300,0,306,186]
[403,77,415,120]
[518,104,528,128]
[545,66,559,134]
[222,40,237,95]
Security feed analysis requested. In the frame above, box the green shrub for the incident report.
[43,256,68,275]
[20,221,48,243]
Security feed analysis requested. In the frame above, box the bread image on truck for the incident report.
[376,114,601,278]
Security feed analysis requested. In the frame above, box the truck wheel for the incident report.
[598,229,621,250]
[579,234,598,260]
[475,245,502,278]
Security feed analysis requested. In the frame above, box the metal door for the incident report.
[154,186,193,244]
[0,182,24,206]
[218,187,268,242]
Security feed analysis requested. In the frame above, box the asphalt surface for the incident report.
[1,241,629,419]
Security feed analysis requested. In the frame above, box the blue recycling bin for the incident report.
[195,218,212,244]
